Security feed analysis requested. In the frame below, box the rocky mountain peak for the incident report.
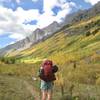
[0,2,100,56]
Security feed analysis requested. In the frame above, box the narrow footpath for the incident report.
[23,81,40,100]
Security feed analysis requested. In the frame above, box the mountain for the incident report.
[0,2,100,57]
[29,28,45,42]
[43,21,61,35]
[0,21,61,56]
[63,1,100,25]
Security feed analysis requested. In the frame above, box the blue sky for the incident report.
[0,0,100,48]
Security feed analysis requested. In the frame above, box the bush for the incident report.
[92,28,100,35]
[85,31,91,36]
[0,57,16,64]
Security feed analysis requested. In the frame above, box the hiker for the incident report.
[38,59,58,100]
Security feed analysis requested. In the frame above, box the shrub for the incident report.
[85,31,91,36]
[0,57,16,64]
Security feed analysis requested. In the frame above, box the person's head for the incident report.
[42,59,53,67]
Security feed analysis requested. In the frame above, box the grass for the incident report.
[0,74,35,100]
[0,63,100,100]
[0,62,100,99]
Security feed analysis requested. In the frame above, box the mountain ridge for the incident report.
[0,21,61,56]
[0,2,100,57]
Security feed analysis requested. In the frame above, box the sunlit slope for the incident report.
[8,15,100,64]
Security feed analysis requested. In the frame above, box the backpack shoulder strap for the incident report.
[38,67,44,77]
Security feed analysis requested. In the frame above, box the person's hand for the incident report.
[32,76,37,81]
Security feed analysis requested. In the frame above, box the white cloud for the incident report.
[0,0,12,4]
[15,7,40,24]
[32,0,39,2]
[43,0,76,12]
[9,33,25,40]
[1,0,21,4]
[9,41,16,45]
[43,0,59,13]
[37,12,56,28]
[40,0,76,27]
[0,29,4,35]
[16,0,21,4]
[56,2,76,21]
[0,6,40,40]
[84,0,100,5]
[0,0,77,43]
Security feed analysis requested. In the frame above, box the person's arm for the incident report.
[38,67,43,77]
[52,65,58,73]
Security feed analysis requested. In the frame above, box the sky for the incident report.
[0,0,100,48]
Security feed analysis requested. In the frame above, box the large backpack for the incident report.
[39,60,56,82]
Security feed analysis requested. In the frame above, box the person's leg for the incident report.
[41,90,47,100]
[47,89,52,100]
[40,80,47,100]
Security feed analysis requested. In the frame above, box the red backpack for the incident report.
[39,60,56,82]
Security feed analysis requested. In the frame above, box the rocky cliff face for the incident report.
[0,21,61,56]
[63,1,100,25]
[43,21,61,35]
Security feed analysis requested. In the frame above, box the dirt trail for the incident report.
[23,81,40,100]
